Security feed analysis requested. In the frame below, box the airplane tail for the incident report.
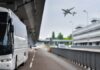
[72,12,76,16]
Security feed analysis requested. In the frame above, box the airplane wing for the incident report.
[64,13,67,17]
[62,9,66,11]
[64,11,71,16]
[69,7,75,11]
[62,8,74,17]
[62,9,67,17]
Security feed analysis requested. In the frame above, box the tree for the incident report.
[64,34,73,40]
[67,34,72,40]
[57,32,63,39]
[64,34,73,45]
[52,32,55,39]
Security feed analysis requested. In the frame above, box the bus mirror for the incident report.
[10,25,14,33]
[8,18,12,23]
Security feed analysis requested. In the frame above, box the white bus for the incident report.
[0,7,28,70]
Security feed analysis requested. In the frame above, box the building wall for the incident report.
[72,20,100,46]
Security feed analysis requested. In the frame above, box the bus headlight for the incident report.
[6,58,11,61]
[0,58,11,62]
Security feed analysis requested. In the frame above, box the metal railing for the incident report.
[72,46,100,49]
[51,48,100,70]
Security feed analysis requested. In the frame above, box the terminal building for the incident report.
[72,19,100,47]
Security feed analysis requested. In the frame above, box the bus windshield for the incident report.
[0,12,8,43]
[0,12,12,55]
[0,24,7,42]
[0,24,12,55]
[0,12,8,23]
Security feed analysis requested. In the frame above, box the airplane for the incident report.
[62,7,76,17]
[72,11,77,16]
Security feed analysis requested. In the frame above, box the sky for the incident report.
[39,0,100,39]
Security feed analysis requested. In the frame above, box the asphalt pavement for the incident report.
[18,48,86,70]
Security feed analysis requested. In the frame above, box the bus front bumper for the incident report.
[0,60,14,70]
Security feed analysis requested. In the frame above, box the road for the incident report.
[18,48,86,70]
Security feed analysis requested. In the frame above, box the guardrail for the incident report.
[72,46,100,49]
[51,48,100,70]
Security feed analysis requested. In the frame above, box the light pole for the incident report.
[83,10,89,25]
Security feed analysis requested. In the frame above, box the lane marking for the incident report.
[30,62,33,68]
[32,58,34,61]
[29,50,36,68]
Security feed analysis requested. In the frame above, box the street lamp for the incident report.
[83,10,89,25]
